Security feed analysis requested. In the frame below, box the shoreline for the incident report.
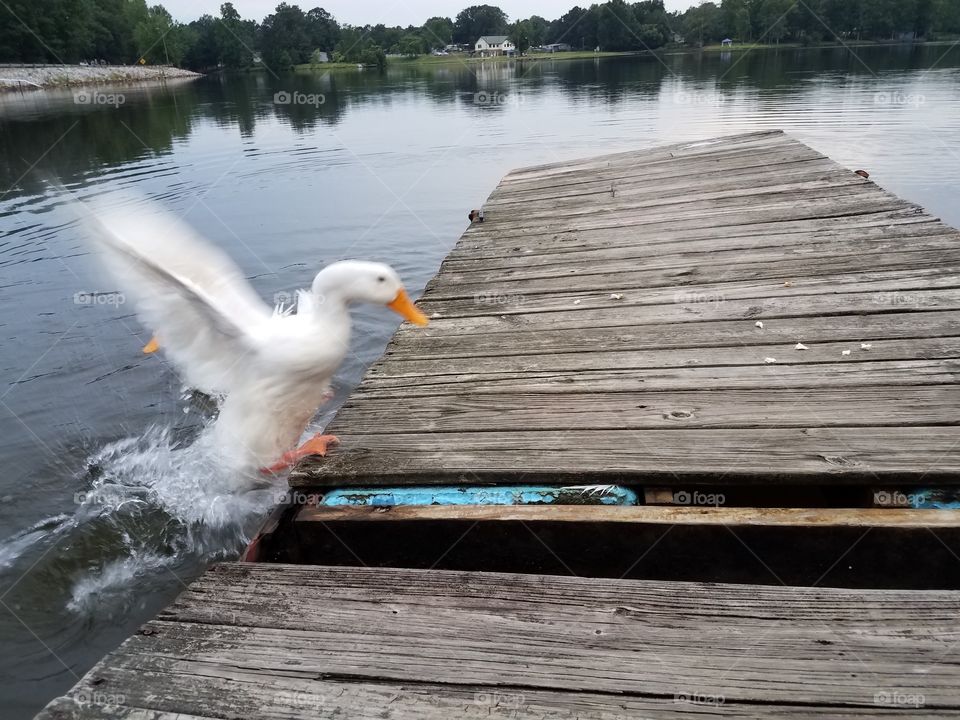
[0,64,202,92]
[292,38,960,73]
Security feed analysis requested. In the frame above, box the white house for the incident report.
[475,36,516,57]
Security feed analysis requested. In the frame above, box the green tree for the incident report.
[933,0,960,33]
[453,5,509,43]
[184,15,219,69]
[397,33,424,56]
[548,5,599,49]
[333,26,385,66]
[524,16,551,46]
[721,0,752,40]
[134,5,187,64]
[260,2,312,68]
[215,2,255,68]
[422,16,454,47]
[597,0,639,50]
[679,2,725,45]
[509,21,530,54]
[754,0,795,43]
[306,7,340,51]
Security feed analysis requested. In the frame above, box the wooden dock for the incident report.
[293,129,960,489]
[36,564,960,718]
[36,131,960,718]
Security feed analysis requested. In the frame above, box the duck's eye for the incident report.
[377,276,386,283]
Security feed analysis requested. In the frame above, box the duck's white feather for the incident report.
[80,196,352,477]
[83,198,274,395]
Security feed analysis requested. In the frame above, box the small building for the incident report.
[475,36,516,57]
[542,43,572,53]
[721,38,733,46]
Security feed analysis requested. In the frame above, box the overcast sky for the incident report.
[160,0,695,25]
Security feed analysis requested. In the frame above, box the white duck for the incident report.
[79,196,428,478]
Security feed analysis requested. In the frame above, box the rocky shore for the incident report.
[0,64,201,91]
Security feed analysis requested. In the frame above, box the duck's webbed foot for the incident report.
[260,434,339,475]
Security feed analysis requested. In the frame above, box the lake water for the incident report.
[1,45,959,717]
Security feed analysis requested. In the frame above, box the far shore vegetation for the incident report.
[1,1,958,75]
[289,36,960,75]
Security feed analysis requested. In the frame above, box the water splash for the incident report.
[1,424,285,614]
[0,513,77,571]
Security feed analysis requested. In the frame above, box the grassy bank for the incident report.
[695,38,960,53]
[401,50,638,66]
[293,62,371,72]
[289,39,959,75]
[291,50,637,73]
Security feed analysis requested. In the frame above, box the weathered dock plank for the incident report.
[35,564,960,718]
[293,130,960,488]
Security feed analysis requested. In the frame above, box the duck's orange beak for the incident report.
[143,336,160,354]
[387,288,429,326]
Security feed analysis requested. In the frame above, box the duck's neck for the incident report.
[310,270,353,320]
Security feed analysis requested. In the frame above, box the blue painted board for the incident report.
[320,485,639,507]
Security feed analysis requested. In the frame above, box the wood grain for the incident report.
[35,563,960,718]
[292,131,960,488]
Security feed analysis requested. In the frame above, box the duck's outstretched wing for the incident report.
[79,195,273,395]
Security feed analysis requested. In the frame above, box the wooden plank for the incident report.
[366,337,960,379]
[370,337,960,380]
[496,134,820,191]
[34,563,960,718]
[383,311,960,360]
[422,249,960,301]
[297,504,960,529]
[484,153,843,204]
[330,386,960,434]
[499,130,795,179]
[421,269,960,318]
[443,222,954,269]
[355,360,960,395]
[466,184,899,234]
[38,678,960,719]
[449,209,937,258]
[291,427,960,487]
[486,169,868,213]
[411,288,960,337]
[442,229,959,278]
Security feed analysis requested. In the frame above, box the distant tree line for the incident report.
[1,0,958,70]
[677,0,960,46]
